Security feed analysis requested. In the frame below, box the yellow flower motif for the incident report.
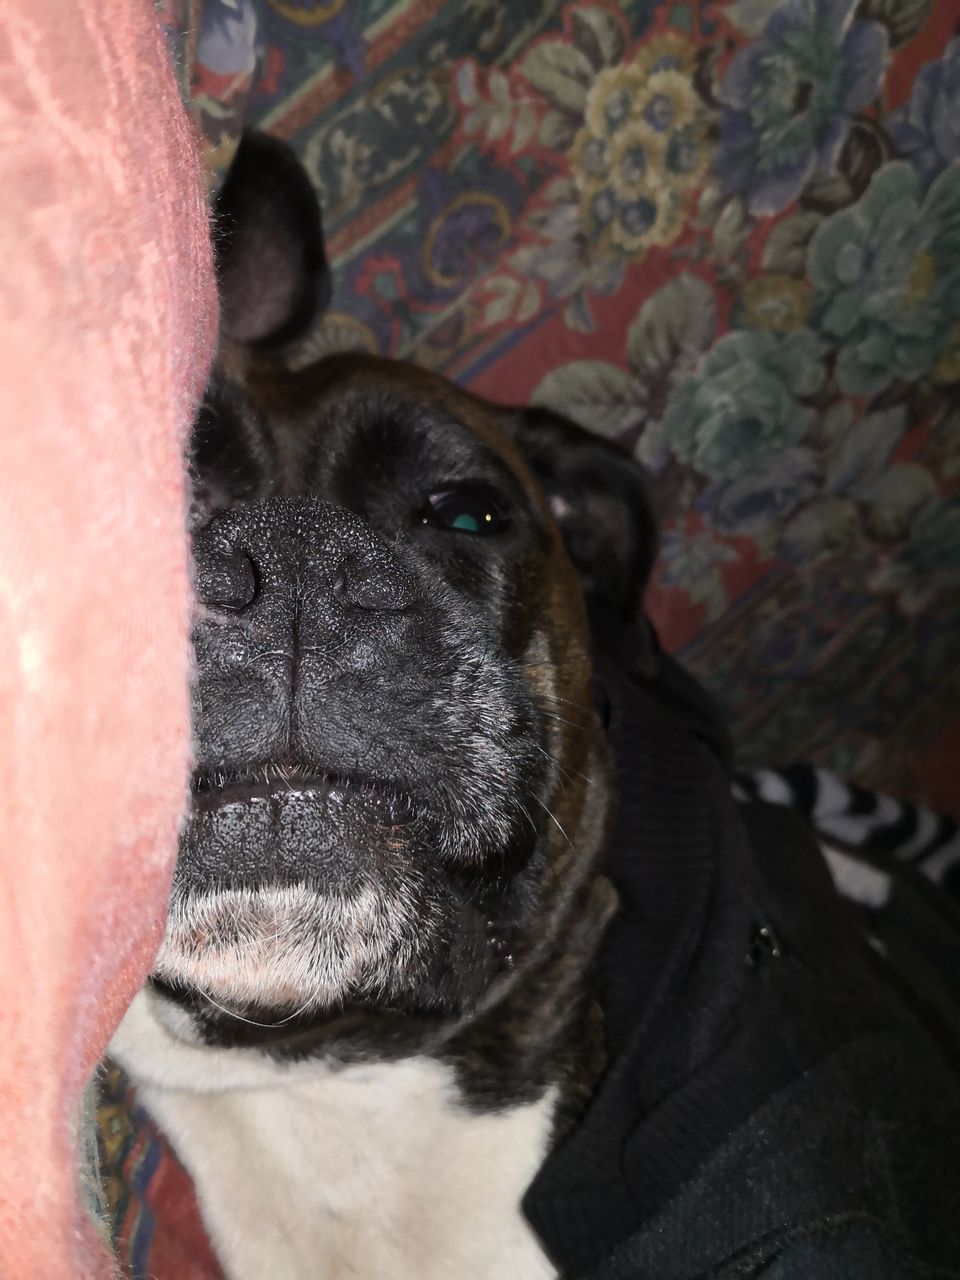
[611,185,686,253]
[640,68,699,134]
[631,32,699,79]
[662,117,711,190]
[738,276,813,334]
[905,249,936,306]
[607,122,668,197]
[585,65,635,137]
[577,172,618,236]
[566,32,708,263]
[932,321,960,382]
[585,61,698,139]
[578,173,685,259]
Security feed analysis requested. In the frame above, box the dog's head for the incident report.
[153,134,655,1055]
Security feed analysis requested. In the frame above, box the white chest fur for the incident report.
[110,991,557,1280]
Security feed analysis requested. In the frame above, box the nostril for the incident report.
[195,549,258,613]
[329,566,350,602]
[331,554,415,613]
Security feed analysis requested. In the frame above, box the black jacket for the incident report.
[524,609,960,1279]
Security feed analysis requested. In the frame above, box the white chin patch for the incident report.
[155,883,429,1015]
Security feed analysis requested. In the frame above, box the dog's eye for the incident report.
[420,486,509,535]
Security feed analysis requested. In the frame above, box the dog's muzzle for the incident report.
[184,498,424,888]
[158,497,546,1018]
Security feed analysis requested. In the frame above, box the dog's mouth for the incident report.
[160,758,509,1028]
[190,760,415,822]
[175,758,428,902]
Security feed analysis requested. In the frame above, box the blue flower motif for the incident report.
[889,39,960,185]
[697,448,818,534]
[871,499,960,612]
[715,0,888,216]
[662,328,826,480]
[808,161,960,394]
[197,0,258,78]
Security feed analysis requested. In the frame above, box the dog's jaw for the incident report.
[160,767,446,1020]
[154,880,442,1020]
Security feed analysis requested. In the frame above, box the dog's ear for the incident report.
[213,131,331,349]
[508,406,659,667]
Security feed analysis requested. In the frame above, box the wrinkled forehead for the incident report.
[235,351,549,509]
[202,348,594,704]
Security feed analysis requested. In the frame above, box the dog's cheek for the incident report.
[522,544,612,876]
[524,547,596,758]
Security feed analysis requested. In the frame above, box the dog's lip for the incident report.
[190,763,414,817]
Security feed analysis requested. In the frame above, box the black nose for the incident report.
[195,548,258,612]
[193,498,416,619]
[191,498,420,763]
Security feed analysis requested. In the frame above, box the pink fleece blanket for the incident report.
[0,3,215,1275]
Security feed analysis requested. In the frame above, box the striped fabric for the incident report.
[735,764,960,899]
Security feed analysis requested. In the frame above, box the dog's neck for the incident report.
[113,991,560,1280]
[110,865,615,1280]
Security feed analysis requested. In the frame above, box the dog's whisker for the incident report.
[194,985,294,1030]
[530,794,575,852]
[194,965,321,1028]
[532,742,594,789]
[538,710,592,733]
[516,800,540,841]
[528,689,595,718]
[271,983,329,1027]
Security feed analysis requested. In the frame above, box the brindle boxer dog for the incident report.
[110,133,656,1280]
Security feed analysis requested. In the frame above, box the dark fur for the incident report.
[156,133,654,1118]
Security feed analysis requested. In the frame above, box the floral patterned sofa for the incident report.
[165,0,960,813]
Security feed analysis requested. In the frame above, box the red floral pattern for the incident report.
[171,2,960,809]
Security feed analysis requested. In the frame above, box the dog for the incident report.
[107,133,960,1280]
[109,132,657,1280]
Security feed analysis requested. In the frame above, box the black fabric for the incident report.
[523,609,960,1279]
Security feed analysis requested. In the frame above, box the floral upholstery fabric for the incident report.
[162,0,960,812]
